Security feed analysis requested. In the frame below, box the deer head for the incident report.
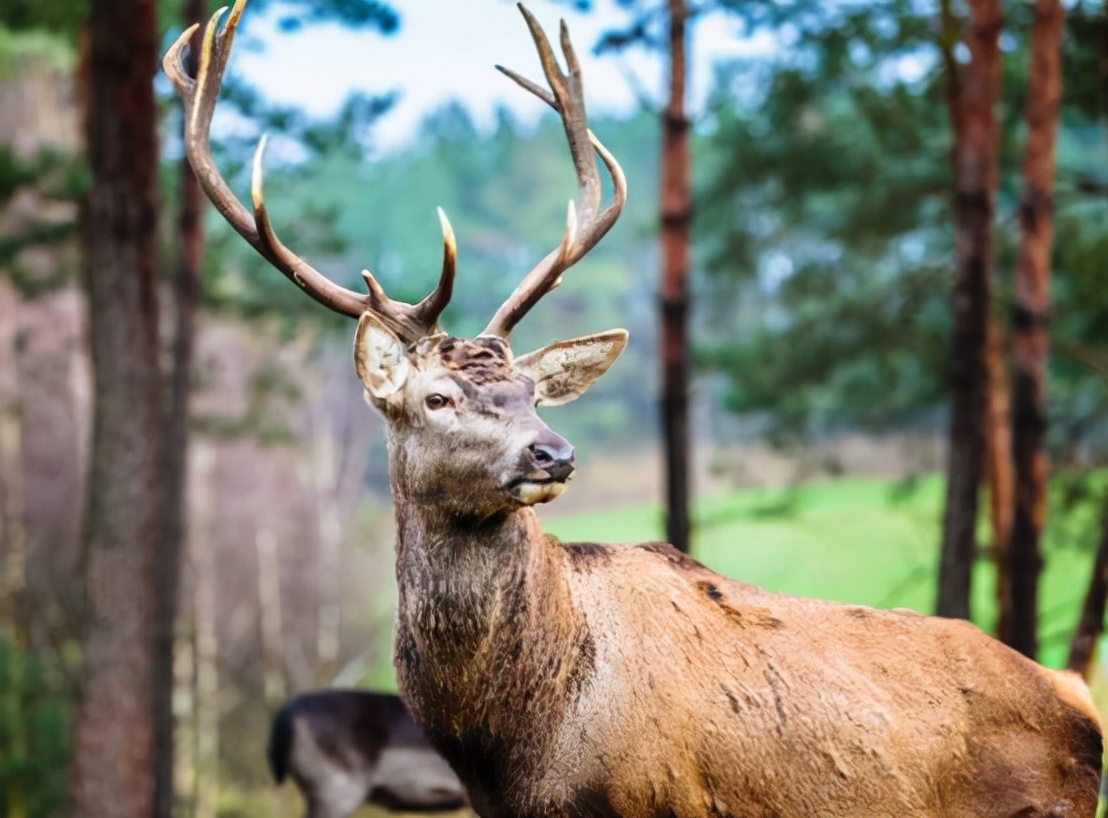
[163,1,628,520]
[356,319,625,518]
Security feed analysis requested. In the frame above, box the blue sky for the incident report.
[229,1,775,153]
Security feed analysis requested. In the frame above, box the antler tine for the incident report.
[412,208,457,325]
[358,208,456,340]
[163,0,457,341]
[482,4,627,339]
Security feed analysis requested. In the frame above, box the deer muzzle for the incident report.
[511,428,575,505]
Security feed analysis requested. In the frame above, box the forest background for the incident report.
[1,1,1107,817]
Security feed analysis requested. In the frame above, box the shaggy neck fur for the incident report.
[388,446,588,815]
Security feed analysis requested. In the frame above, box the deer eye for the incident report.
[424,393,454,411]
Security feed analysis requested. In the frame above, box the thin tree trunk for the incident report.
[0,406,27,642]
[153,3,206,815]
[311,430,342,685]
[69,2,163,817]
[936,0,1001,620]
[0,391,28,818]
[985,317,1015,638]
[1005,0,1064,660]
[1067,496,1108,678]
[660,0,692,553]
[939,0,1015,632]
[191,446,219,818]
[173,615,197,818]
[256,526,287,708]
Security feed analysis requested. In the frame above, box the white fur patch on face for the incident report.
[514,481,568,505]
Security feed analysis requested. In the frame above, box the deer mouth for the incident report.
[508,473,573,505]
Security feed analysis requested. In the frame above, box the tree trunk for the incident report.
[936,0,1001,620]
[310,430,342,685]
[1067,496,1108,679]
[255,526,287,708]
[985,316,1015,638]
[660,0,692,553]
[152,3,206,815]
[0,401,27,644]
[0,367,28,818]
[69,2,163,817]
[190,445,219,818]
[1004,0,1064,660]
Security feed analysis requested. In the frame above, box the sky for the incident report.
[229,1,776,153]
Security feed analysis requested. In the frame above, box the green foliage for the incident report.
[0,25,73,76]
[0,640,72,818]
[0,143,85,297]
[0,3,87,40]
[696,3,955,437]
[696,1,1108,449]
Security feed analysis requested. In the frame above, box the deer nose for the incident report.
[529,432,575,482]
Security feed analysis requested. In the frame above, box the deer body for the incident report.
[384,352,1100,818]
[165,5,1102,817]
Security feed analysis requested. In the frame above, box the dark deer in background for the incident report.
[166,4,1103,817]
[268,690,466,818]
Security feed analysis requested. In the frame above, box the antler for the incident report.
[162,0,455,342]
[482,4,627,340]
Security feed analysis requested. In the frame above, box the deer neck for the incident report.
[391,484,571,664]
[387,453,587,784]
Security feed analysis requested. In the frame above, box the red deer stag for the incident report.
[268,690,467,818]
[165,5,1103,817]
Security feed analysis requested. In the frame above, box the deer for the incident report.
[267,689,467,818]
[165,4,1103,817]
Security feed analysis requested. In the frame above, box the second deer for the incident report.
[166,4,1103,817]
[268,690,466,818]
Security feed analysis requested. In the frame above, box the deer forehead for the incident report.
[409,335,535,406]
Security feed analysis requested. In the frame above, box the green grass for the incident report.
[542,475,1097,669]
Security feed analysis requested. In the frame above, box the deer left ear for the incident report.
[513,329,628,407]
[354,312,410,401]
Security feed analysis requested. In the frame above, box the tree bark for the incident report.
[1067,496,1108,679]
[310,430,342,685]
[152,3,206,815]
[1004,0,1064,660]
[255,526,288,707]
[69,2,163,817]
[660,0,692,553]
[192,445,219,818]
[0,402,27,644]
[936,0,1001,620]
[984,316,1015,639]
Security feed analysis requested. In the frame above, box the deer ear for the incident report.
[354,312,410,400]
[514,329,628,407]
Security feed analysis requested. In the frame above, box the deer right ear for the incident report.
[354,313,410,400]
[514,329,628,407]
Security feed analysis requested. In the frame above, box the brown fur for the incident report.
[365,339,1103,818]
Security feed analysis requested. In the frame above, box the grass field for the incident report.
[542,475,1097,669]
